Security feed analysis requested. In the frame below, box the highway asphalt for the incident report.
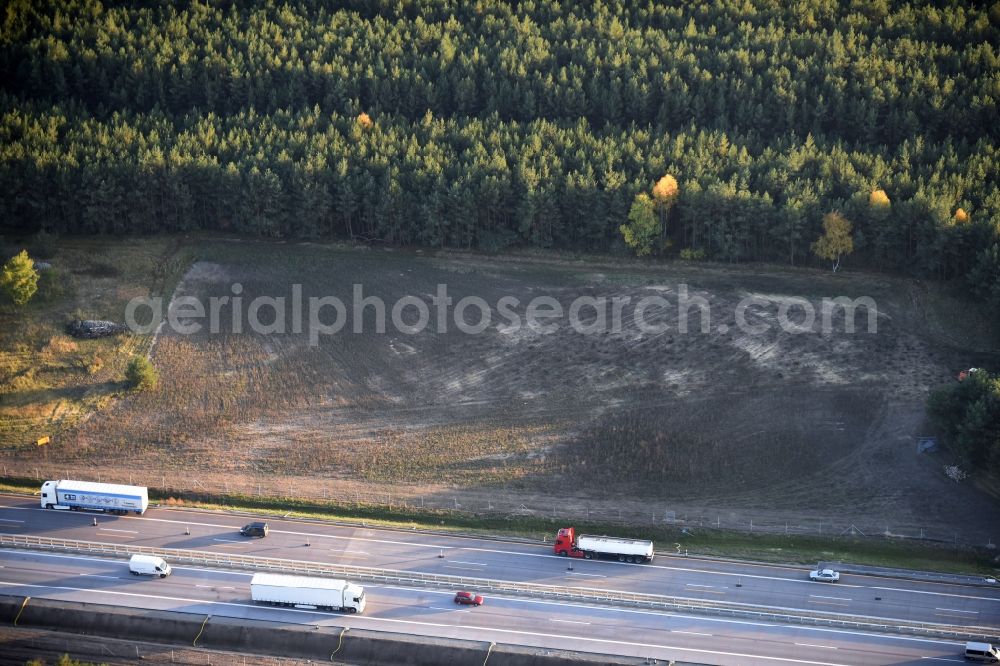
[0,496,997,664]
[0,549,981,665]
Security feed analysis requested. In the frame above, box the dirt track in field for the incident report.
[7,243,999,541]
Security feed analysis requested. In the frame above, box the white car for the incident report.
[809,568,840,583]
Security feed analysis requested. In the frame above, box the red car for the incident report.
[454,591,484,606]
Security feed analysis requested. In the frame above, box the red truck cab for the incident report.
[554,526,584,558]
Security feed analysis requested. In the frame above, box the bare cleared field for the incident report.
[3,239,998,541]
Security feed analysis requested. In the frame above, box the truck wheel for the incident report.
[348,607,357,614]
[131,571,139,576]
[558,550,568,557]
[160,573,167,578]
[618,555,625,562]
[44,504,53,510]
[584,552,593,559]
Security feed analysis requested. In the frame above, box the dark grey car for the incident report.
[240,522,269,537]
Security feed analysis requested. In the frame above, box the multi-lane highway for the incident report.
[0,495,997,665]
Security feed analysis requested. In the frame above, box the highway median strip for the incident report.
[0,532,995,643]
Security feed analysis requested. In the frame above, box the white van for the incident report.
[965,642,1000,663]
[128,554,172,578]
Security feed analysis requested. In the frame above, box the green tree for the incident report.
[126,356,159,391]
[811,212,854,272]
[1,250,39,306]
[928,369,1000,474]
[620,193,659,257]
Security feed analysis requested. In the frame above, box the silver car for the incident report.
[809,568,840,582]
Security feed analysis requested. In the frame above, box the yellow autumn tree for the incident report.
[356,112,373,129]
[651,174,680,245]
[953,208,969,224]
[812,212,854,272]
[652,174,679,201]
[869,189,891,208]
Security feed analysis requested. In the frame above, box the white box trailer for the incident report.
[250,572,366,614]
[577,534,655,561]
[40,480,148,515]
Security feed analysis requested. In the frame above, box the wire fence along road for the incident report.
[1,533,997,642]
[5,465,995,547]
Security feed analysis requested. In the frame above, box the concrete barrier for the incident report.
[0,595,699,665]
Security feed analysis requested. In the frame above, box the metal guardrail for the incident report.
[1,533,996,642]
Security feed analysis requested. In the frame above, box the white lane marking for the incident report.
[333,550,369,555]
[934,608,977,614]
[0,547,980,632]
[7,504,834,583]
[0,580,852,666]
[371,584,969,649]
[99,528,137,534]
[565,572,605,578]
[450,561,487,566]
[0,550,255,580]
[211,538,244,543]
[196,585,235,590]
[920,658,964,662]
[78,574,119,579]
[174,567,251,578]
[442,566,483,571]
[0,566,971,655]
[673,630,712,637]
[796,643,838,650]
[870,586,1000,602]
[0,518,25,523]
[9,502,998,599]
[809,600,850,606]
[153,512,456,551]
[686,584,716,588]
[550,618,590,625]
[810,595,852,602]
[428,606,468,612]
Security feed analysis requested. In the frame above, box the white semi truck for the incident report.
[553,527,654,563]
[40,480,149,515]
[250,572,366,614]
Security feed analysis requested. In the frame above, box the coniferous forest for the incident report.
[1,1,998,305]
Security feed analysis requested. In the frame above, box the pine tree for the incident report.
[0,250,40,306]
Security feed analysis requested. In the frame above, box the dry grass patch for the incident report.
[0,237,193,446]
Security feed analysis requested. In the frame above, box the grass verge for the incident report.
[1,478,996,576]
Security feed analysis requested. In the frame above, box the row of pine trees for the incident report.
[1,0,998,312]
